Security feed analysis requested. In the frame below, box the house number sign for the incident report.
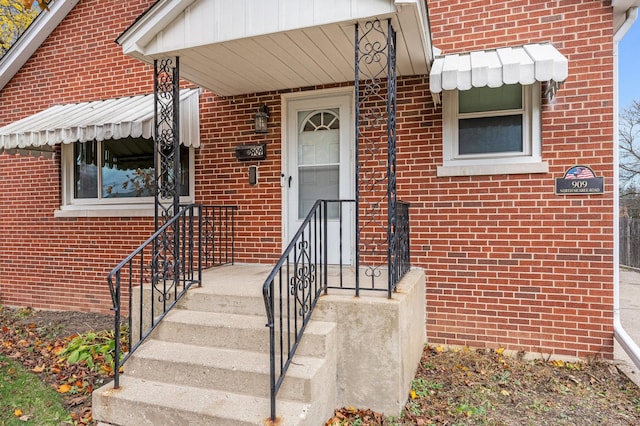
[555,165,604,195]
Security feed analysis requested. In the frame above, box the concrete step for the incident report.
[92,376,315,426]
[180,264,271,316]
[125,339,327,402]
[179,286,266,316]
[155,309,336,358]
[93,263,340,425]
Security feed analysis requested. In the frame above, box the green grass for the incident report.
[0,355,71,425]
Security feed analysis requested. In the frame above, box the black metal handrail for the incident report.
[262,199,354,420]
[263,199,411,420]
[107,204,236,388]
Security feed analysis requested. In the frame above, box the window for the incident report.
[438,83,547,177]
[59,137,193,217]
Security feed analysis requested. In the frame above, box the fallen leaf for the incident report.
[67,395,86,407]
[501,389,510,396]
[496,347,505,355]
[19,415,31,422]
[32,364,45,373]
[57,383,72,393]
[14,408,22,417]
[410,389,417,399]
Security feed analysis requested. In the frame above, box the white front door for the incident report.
[284,92,354,265]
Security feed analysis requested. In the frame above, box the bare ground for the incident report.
[328,345,640,425]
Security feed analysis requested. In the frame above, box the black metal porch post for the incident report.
[153,57,181,306]
[355,19,398,296]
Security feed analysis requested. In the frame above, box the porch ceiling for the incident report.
[117,0,433,96]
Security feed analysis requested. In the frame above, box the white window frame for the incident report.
[437,82,548,177]
[56,139,195,217]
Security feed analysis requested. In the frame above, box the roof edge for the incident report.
[116,0,196,55]
[0,0,80,91]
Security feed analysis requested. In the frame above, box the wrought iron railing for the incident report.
[262,199,411,420]
[262,199,354,420]
[390,201,411,295]
[201,205,237,268]
[107,204,236,388]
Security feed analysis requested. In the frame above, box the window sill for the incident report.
[54,205,155,218]
[437,161,548,177]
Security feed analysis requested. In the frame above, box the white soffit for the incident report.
[0,89,200,150]
[429,43,569,103]
[117,0,433,96]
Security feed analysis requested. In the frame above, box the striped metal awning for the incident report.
[429,43,569,104]
[0,89,200,153]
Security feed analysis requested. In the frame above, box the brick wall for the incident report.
[0,0,156,313]
[417,0,615,358]
[0,0,616,358]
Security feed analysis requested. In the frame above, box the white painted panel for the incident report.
[232,38,310,89]
[147,0,398,54]
[470,51,488,87]
[179,51,243,95]
[279,0,315,29]
[354,0,395,18]
[456,54,471,91]
[441,54,460,91]
[314,0,353,25]
[202,42,284,90]
[524,43,568,82]
[524,44,558,82]
[512,47,535,85]
[253,35,319,87]
[246,0,281,37]
[485,51,503,88]
[394,2,428,75]
[496,47,520,85]
[122,0,434,96]
[153,9,188,52]
[215,0,247,41]
[270,33,334,82]
[185,46,264,92]
[429,57,444,93]
[185,0,215,46]
[304,26,353,82]
[324,25,358,77]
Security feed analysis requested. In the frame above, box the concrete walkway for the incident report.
[615,268,640,386]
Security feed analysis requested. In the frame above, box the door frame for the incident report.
[280,87,356,262]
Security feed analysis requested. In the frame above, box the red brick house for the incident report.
[1,0,638,422]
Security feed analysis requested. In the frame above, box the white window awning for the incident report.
[429,43,568,104]
[0,88,200,152]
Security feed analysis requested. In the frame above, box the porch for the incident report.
[93,263,425,425]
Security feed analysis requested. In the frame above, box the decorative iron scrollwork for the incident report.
[355,19,398,292]
[153,57,180,304]
[289,239,316,317]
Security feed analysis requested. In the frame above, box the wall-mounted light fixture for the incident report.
[254,103,269,134]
